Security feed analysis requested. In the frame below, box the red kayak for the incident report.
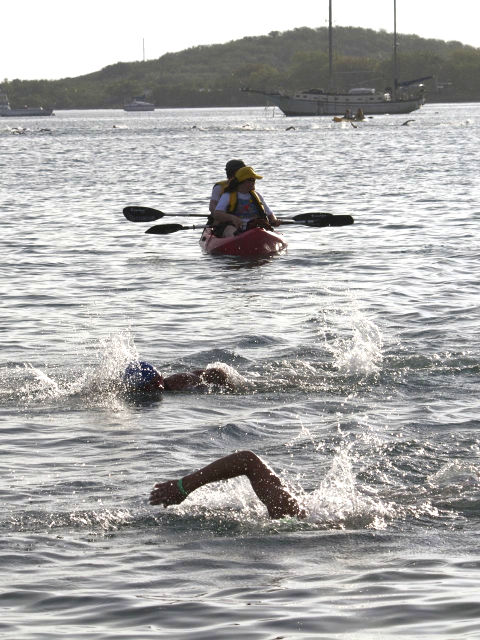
[199,226,287,257]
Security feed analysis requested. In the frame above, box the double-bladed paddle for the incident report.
[145,212,353,235]
[123,206,354,230]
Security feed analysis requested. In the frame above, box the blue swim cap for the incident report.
[123,361,163,390]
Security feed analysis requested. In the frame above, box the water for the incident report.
[1,104,479,638]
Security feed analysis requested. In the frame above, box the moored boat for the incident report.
[123,96,155,112]
[243,1,431,117]
[199,226,287,257]
[247,84,428,117]
[0,90,54,117]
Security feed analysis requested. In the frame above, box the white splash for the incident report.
[206,361,249,390]
[321,304,384,377]
[305,445,395,529]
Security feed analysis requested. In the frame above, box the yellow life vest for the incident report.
[214,179,229,193]
[227,190,266,217]
[207,180,230,225]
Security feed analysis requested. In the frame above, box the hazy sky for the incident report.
[2,0,478,81]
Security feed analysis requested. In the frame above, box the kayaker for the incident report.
[355,107,365,121]
[123,361,232,394]
[212,166,280,237]
[209,158,246,214]
[149,450,306,520]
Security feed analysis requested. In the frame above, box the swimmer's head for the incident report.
[123,361,164,392]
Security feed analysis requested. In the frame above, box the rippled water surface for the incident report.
[1,104,480,638]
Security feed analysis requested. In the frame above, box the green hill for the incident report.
[2,26,478,109]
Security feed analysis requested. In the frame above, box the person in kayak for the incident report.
[149,450,306,520]
[209,158,246,214]
[123,361,232,393]
[212,166,280,237]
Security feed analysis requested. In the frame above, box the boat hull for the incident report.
[123,100,155,112]
[199,227,287,257]
[123,105,155,111]
[1,107,53,117]
[264,92,423,117]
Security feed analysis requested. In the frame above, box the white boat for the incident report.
[245,1,431,117]
[251,84,427,117]
[123,96,155,112]
[0,90,54,117]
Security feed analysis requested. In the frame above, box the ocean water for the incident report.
[1,103,479,639]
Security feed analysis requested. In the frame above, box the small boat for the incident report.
[0,90,53,117]
[199,226,287,257]
[123,96,155,112]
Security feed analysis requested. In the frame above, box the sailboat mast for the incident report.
[393,0,398,99]
[328,0,333,89]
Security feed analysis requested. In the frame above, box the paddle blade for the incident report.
[309,214,354,227]
[328,215,354,226]
[123,206,165,222]
[293,213,354,227]
[145,224,185,234]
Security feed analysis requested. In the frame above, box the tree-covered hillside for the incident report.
[2,25,478,109]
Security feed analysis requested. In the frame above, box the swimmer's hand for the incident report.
[149,480,187,508]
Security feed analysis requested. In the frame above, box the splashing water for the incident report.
[2,331,139,408]
[321,305,384,377]
[306,443,395,529]
[206,361,249,391]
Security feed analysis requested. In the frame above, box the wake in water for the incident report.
[0,331,246,411]
[241,300,384,396]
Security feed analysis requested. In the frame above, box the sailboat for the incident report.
[245,0,430,117]
[0,89,54,117]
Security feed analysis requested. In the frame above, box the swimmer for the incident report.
[149,450,306,519]
[123,361,232,393]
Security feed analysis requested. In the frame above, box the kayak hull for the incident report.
[199,227,287,257]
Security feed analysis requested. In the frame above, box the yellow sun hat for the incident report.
[235,166,263,182]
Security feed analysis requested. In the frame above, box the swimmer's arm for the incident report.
[149,450,304,519]
[162,372,203,391]
[163,368,230,391]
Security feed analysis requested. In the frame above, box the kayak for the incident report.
[199,226,287,257]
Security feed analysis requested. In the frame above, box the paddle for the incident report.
[289,213,354,227]
[145,224,199,234]
[145,213,353,235]
[123,206,206,222]
[124,206,353,227]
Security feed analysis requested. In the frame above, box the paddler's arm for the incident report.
[212,209,243,230]
[257,193,280,226]
[209,198,218,214]
[149,450,305,519]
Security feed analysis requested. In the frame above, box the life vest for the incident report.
[214,179,229,192]
[226,190,267,218]
[207,180,230,225]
